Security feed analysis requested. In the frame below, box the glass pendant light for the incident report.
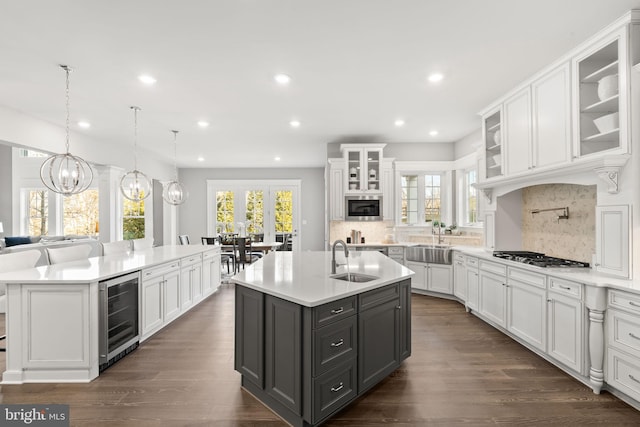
[40,65,94,195]
[120,106,152,202]
[162,130,188,205]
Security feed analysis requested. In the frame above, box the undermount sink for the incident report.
[331,272,378,283]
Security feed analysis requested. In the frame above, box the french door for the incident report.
[207,180,301,252]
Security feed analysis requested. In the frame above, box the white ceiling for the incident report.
[2,0,640,168]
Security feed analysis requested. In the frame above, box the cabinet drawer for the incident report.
[142,261,180,280]
[202,249,219,260]
[453,252,464,262]
[314,316,357,376]
[181,253,203,267]
[508,267,546,289]
[465,256,479,269]
[312,360,357,424]
[609,290,640,315]
[479,259,506,276]
[607,347,640,402]
[548,277,582,299]
[388,247,404,255]
[313,296,357,328]
[359,284,399,311]
[608,309,640,359]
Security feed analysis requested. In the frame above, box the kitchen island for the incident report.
[0,245,221,384]
[232,250,414,427]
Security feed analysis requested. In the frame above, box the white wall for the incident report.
[453,129,482,159]
[178,167,326,251]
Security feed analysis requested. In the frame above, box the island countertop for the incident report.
[0,244,219,284]
[231,250,414,307]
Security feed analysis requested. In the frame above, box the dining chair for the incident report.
[215,235,236,276]
[178,235,190,245]
[102,240,132,256]
[0,249,42,351]
[234,237,260,272]
[201,237,217,245]
[133,237,154,251]
[46,244,92,264]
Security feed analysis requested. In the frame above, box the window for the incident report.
[18,148,47,158]
[123,198,145,240]
[399,173,444,225]
[63,189,99,236]
[216,191,235,233]
[245,190,264,233]
[27,189,49,235]
[464,169,478,225]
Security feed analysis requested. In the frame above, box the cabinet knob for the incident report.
[547,299,552,303]
[396,305,402,310]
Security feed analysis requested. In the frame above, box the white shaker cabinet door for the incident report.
[595,205,630,278]
[503,87,531,176]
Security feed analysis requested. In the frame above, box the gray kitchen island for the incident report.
[232,250,414,427]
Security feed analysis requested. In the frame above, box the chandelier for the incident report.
[120,106,152,202]
[40,65,94,195]
[162,130,188,205]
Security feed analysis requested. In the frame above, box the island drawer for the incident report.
[313,296,357,328]
[607,347,640,402]
[142,261,180,280]
[359,283,399,311]
[313,316,357,376]
[312,359,357,424]
[181,253,203,267]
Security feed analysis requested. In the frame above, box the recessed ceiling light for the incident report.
[77,121,91,129]
[274,156,281,161]
[138,74,157,85]
[290,120,301,128]
[394,119,405,127]
[197,121,210,128]
[429,130,439,136]
[274,74,291,85]
[197,156,205,162]
[428,73,444,83]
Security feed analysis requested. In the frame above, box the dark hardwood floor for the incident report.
[1,285,640,426]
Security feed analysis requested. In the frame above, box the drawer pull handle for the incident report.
[331,307,344,315]
[331,382,344,393]
[630,374,640,384]
[629,333,640,341]
[629,301,640,308]
[559,285,571,291]
[331,339,344,348]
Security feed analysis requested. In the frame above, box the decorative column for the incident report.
[585,286,607,394]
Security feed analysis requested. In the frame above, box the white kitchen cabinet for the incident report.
[478,260,507,327]
[547,278,584,373]
[572,26,628,158]
[202,249,221,296]
[453,253,467,301]
[328,159,345,221]
[180,254,203,310]
[595,205,630,278]
[484,211,495,250]
[406,261,452,295]
[503,87,532,176]
[381,158,394,220]
[141,260,181,341]
[466,261,479,311]
[506,267,547,352]
[531,62,572,169]
[481,107,503,181]
[607,290,640,402]
[341,143,386,193]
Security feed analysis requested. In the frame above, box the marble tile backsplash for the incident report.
[521,184,596,263]
[330,221,395,244]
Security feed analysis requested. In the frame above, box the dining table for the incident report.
[220,241,283,253]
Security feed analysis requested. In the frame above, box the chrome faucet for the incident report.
[331,240,349,274]
[437,224,443,245]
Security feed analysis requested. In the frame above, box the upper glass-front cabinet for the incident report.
[341,144,385,193]
[573,28,628,157]
[482,108,503,180]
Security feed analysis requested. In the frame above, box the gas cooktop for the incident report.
[492,251,590,268]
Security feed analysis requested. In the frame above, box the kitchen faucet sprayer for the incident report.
[331,240,349,274]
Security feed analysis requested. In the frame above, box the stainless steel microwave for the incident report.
[345,196,382,221]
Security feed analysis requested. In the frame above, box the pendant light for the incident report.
[40,65,94,195]
[162,130,188,205]
[120,106,152,202]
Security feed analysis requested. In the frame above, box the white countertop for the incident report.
[0,245,220,284]
[231,251,414,307]
[452,246,640,294]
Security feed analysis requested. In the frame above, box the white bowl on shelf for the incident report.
[493,130,501,145]
[597,74,618,101]
[369,183,377,190]
[593,112,619,134]
[349,183,357,190]
[492,154,502,166]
